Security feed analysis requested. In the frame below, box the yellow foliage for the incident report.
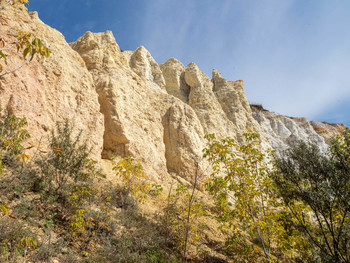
[113,156,149,203]
[17,236,37,250]
[14,153,30,165]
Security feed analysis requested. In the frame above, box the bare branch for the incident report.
[0,0,13,10]
[0,53,32,78]
[0,40,20,52]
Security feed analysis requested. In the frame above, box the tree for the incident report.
[204,133,292,261]
[273,129,350,262]
[163,167,204,263]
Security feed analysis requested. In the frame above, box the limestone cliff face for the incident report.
[160,58,189,103]
[0,1,104,159]
[71,30,267,179]
[71,32,168,179]
[250,105,347,155]
[1,2,346,182]
[212,70,258,143]
[251,106,328,154]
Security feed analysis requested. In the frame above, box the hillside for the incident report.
[0,1,348,262]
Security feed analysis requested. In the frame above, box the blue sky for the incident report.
[28,0,350,126]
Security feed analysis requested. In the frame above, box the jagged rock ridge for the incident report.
[0,2,346,182]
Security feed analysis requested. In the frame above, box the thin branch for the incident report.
[0,40,20,52]
[165,181,174,243]
[257,162,271,256]
[319,206,338,258]
[313,207,335,257]
[287,204,328,256]
[335,209,349,262]
[0,0,12,10]
[0,54,32,78]
[182,164,199,263]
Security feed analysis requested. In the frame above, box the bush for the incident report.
[0,109,30,172]
[0,217,36,262]
[204,133,290,261]
[93,208,180,263]
[37,119,92,193]
[273,129,350,262]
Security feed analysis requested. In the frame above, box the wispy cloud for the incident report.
[29,0,350,125]
[139,0,350,124]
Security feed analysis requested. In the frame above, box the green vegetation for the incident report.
[1,3,349,260]
[203,130,350,262]
[1,107,349,262]
[273,129,350,262]
[164,178,205,262]
[204,133,297,262]
[0,111,184,262]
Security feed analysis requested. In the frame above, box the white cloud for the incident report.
[139,0,350,123]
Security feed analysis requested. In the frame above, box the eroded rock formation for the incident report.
[0,1,104,159]
[251,107,328,154]
[1,1,346,182]
[71,32,168,179]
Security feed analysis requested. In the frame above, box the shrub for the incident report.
[204,133,295,261]
[1,0,50,78]
[273,129,350,262]
[0,109,30,172]
[36,119,92,193]
[0,217,36,262]
[113,156,149,205]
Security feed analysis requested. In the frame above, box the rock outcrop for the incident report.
[71,31,265,180]
[0,1,104,159]
[310,121,346,144]
[251,105,329,154]
[212,70,258,142]
[129,46,166,92]
[72,32,168,180]
[1,1,346,183]
[160,58,189,103]
[184,63,239,140]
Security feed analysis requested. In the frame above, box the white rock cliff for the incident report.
[0,1,346,182]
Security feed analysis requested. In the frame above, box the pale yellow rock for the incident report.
[129,46,166,92]
[162,100,207,180]
[185,63,237,139]
[310,121,346,144]
[2,3,348,260]
[1,0,345,184]
[160,58,189,103]
[72,32,168,180]
[212,69,258,135]
[0,1,104,159]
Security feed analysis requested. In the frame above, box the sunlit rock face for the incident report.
[1,0,346,182]
[211,70,259,143]
[310,121,346,144]
[72,31,168,180]
[160,58,189,103]
[250,105,329,155]
[0,1,104,160]
[129,46,166,92]
[71,31,266,181]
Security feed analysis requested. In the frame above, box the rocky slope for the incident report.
[0,1,346,182]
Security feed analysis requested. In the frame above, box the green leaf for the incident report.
[0,50,6,62]
[23,47,30,59]
[0,205,9,215]
[30,50,36,61]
